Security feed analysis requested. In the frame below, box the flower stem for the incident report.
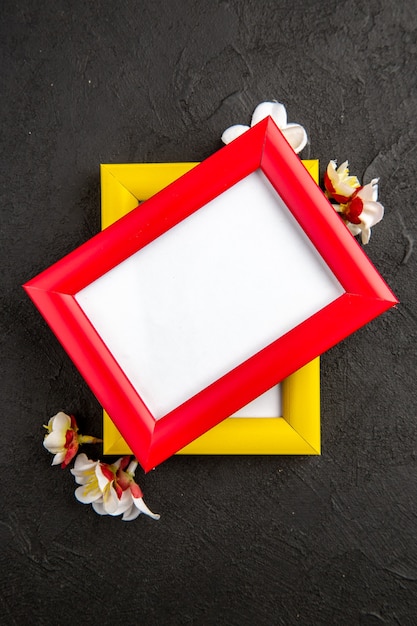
[127,459,138,475]
[78,435,103,444]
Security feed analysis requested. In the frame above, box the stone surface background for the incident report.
[1,1,416,624]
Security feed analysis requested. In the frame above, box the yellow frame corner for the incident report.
[100,160,320,456]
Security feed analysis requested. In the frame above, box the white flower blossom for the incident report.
[324,160,384,244]
[70,454,160,521]
[222,101,308,153]
[43,411,70,465]
[43,411,101,467]
[324,160,360,203]
[338,179,384,244]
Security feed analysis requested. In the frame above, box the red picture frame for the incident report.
[24,117,397,471]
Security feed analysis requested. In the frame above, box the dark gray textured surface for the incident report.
[1,0,416,624]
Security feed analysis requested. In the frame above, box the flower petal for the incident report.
[132,496,160,520]
[357,180,379,203]
[43,430,66,453]
[71,452,89,469]
[51,451,66,466]
[118,456,131,472]
[71,466,97,484]
[251,102,287,128]
[92,499,107,516]
[111,458,123,471]
[221,124,250,145]
[360,227,371,244]
[115,490,134,515]
[129,481,143,499]
[122,505,141,522]
[96,464,114,493]
[357,201,384,244]
[346,223,362,237]
[370,179,379,201]
[361,201,384,228]
[325,160,360,202]
[281,123,308,154]
[102,485,120,515]
[115,470,131,492]
[71,453,98,475]
[75,483,102,504]
[62,442,79,468]
[71,473,91,486]
[49,412,71,432]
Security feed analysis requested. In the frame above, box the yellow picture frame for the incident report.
[101,161,320,456]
